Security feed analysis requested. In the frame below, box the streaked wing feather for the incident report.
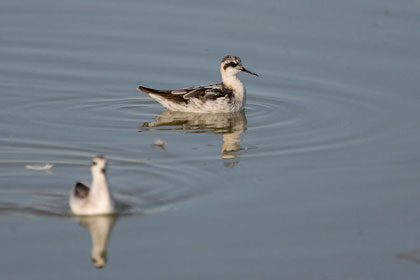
[138,84,226,103]
[183,89,202,99]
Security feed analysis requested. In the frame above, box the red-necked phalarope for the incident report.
[137,55,258,113]
[70,156,116,216]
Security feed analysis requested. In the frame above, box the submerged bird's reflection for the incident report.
[141,110,247,165]
[72,215,117,269]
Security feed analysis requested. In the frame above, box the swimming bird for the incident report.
[137,55,258,113]
[70,156,116,216]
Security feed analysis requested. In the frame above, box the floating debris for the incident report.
[396,248,420,266]
[152,139,166,150]
[25,163,54,174]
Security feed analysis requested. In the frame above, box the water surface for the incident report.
[1,0,420,279]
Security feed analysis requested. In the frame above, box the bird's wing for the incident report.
[74,182,90,199]
[137,84,228,103]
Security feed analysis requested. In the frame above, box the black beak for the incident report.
[241,67,258,76]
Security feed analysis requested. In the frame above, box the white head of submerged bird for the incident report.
[137,55,258,113]
[70,156,116,216]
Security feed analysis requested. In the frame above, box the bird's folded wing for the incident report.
[138,84,225,101]
[74,182,90,198]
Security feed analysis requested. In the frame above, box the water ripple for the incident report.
[0,72,396,216]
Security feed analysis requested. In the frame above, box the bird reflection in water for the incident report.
[72,215,117,269]
[140,110,247,166]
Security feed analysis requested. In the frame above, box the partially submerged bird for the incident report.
[70,156,116,216]
[137,55,258,113]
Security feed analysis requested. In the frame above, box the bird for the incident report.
[137,55,258,113]
[69,156,117,216]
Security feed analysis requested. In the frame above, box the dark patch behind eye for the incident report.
[223,62,238,70]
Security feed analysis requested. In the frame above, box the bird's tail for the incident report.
[137,86,172,95]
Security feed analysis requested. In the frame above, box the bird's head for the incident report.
[220,55,258,79]
[91,156,107,174]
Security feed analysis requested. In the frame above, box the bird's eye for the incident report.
[223,61,239,70]
[92,161,97,166]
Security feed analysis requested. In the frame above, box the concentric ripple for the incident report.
[0,72,395,216]
[136,75,394,170]
[0,86,210,216]
[243,76,393,163]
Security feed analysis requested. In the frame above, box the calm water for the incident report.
[1,0,420,279]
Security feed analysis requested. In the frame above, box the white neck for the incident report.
[220,68,246,102]
[90,169,114,207]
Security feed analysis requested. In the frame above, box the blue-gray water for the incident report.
[1,0,420,279]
